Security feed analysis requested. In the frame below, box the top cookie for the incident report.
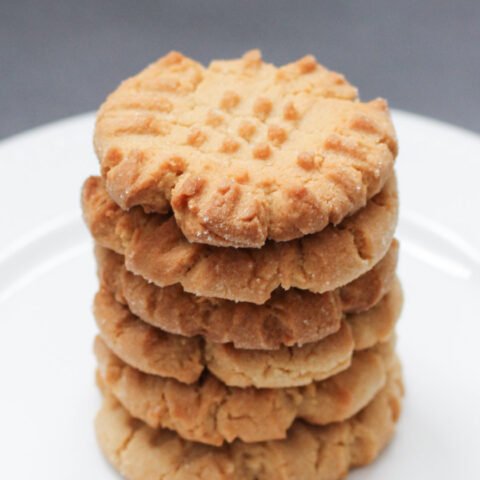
[95,50,397,247]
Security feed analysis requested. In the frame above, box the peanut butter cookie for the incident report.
[94,51,397,248]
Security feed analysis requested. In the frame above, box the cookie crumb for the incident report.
[369,98,389,112]
[331,72,348,86]
[153,97,173,113]
[238,121,256,140]
[297,151,315,170]
[297,55,317,74]
[253,143,271,159]
[206,110,225,127]
[162,51,185,66]
[187,128,207,147]
[154,77,180,92]
[220,138,240,153]
[253,97,273,120]
[324,134,363,159]
[268,125,287,145]
[242,49,262,68]
[283,102,299,121]
[220,91,240,110]
[234,171,250,183]
[350,114,380,135]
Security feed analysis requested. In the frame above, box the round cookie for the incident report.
[348,279,402,350]
[96,239,398,349]
[94,50,397,248]
[96,336,395,446]
[95,361,403,480]
[94,279,402,388]
[204,279,401,388]
[82,175,398,304]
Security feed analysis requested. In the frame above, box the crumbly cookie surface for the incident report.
[95,362,403,480]
[94,50,397,248]
[96,240,398,349]
[96,336,395,446]
[205,279,401,388]
[82,175,398,303]
[94,279,402,388]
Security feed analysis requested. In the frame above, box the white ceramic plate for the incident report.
[0,111,479,479]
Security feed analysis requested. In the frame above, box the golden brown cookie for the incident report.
[94,279,402,388]
[82,175,398,304]
[96,239,398,349]
[96,336,395,446]
[203,279,401,388]
[95,360,403,480]
[94,50,397,248]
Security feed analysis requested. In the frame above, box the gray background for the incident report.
[1,0,479,140]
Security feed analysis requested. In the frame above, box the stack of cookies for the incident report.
[82,50,403,480]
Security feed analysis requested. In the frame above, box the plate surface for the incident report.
[0,111,479,479]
